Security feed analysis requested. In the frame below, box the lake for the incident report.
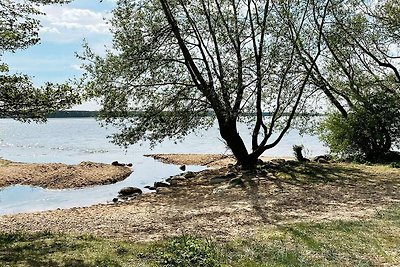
[0,118,327,215]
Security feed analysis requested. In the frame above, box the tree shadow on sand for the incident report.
[239,162,400,224]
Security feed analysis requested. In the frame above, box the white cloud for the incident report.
[38,6,112,43]
[71,64,84,71]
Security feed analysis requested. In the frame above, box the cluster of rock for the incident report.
[113,155,332,202]
[111,161,133,167]
[113,186,142,202]
[142,170,198,192]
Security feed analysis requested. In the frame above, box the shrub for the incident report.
[153,236,221,267]
[318,92,400,161]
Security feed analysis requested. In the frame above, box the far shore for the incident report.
[0,160,132,189]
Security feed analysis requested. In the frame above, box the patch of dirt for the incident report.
[0,161,132,189]
[1,156,399,243]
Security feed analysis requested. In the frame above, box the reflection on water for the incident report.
[0,118,326,215]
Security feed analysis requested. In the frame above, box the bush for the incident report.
[153,236,222,267]
[318,92,400,161]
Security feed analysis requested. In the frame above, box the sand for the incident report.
[0,161,132,189]
[1,154,399,242]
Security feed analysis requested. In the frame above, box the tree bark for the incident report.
[217,117,258,168]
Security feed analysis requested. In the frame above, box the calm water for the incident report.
[0,118,327,215]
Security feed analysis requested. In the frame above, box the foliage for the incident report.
[79,0,325,167]
[0,0,79,121]
[151,235,221,267]
[288,0,399,159]
[78,0,400,166]
[318,93,400,161]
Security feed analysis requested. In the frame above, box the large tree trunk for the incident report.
[217,117,259,169]
[366,127,392,161]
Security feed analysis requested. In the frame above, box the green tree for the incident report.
[0,0,80,121]
[318,92,400,161]
[80,0,326,168]
[290,0,400,159]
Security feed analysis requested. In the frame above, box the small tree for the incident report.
[80,0,326,168]
[290,0,400,159]
[318,92,400,161]
[0,0,79,121]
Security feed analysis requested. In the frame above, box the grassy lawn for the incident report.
[1,206,399,267]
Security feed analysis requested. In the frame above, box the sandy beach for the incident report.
[1,154,399,242]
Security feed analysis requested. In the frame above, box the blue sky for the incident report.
[4,0,117,110]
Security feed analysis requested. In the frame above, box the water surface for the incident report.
[0,118,327,215]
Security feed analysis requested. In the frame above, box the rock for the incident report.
[144,185,156,190]
[112,161,126,167]
[118,187,142,196]
[169,176,186,185]
[184,171,196,179]
[229,177,244,186]
[179,165,186,171]
[313,155,331,163]
[156,187,172,194]
[112,198,118,203]
[127,163,133,167]
[171,175,186,181]
[154,181,170,188]
[169,179,182,186]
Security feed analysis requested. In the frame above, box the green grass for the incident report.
[0,232,149,267]
[226,207,400,266]
[1,206,399,267]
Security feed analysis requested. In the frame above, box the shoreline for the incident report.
[1,153,399,242]
[145,153,295,167]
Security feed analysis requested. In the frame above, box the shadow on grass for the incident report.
[267,161,400,191]
[239,162,400,224]
[275,162,366,185]
[0,232,123,267]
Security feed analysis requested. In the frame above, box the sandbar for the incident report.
[0,160,132,189]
